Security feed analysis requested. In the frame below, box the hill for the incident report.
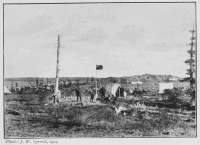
[4,74,181,89]
[120,74,180,82]
[5,74,181,83]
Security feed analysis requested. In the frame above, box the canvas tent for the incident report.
[4,86,11,94]
[159,82,173,94]
[111,83,121,97]
[105,83,123,97]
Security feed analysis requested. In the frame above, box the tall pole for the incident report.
[118,79,121,97]
[55,35,61,102]
[95,69,98,96]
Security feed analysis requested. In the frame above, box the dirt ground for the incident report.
[4,93,196,138]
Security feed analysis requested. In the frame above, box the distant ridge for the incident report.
[5,74,181,83]
[120,74,181,82]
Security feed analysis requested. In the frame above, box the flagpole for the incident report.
[95,68,98,96]
[54,34,61,103]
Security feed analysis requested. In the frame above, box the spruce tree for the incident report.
[185,30,196,102]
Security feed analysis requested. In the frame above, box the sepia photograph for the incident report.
[2,1,197,138]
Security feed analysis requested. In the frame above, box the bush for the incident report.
[163,88,182,106]
[185,88,195,101]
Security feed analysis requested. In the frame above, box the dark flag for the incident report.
[96,65,103,70]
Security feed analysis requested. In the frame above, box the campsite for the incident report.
[4,75,196,138]
[3,2,196,138]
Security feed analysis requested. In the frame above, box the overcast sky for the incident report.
[4,3,195,78]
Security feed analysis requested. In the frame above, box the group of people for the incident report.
[51,84,129,104]
[74,85,128,104]
[74,86,96,103]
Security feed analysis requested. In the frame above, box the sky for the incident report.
[4,3,196,78]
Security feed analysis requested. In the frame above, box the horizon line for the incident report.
[4,73,183,79]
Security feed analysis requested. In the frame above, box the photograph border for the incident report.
[2,1,198,139]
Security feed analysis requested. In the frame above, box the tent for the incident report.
[159,82,173,94]
[4,86,11,94]
[105,83,121,97]
[104,83,127,97]
[111,83,121,97]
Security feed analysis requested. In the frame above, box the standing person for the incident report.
[52,94,56,103]
[99,87,106,98]
[89,87,95,103]
[75,86,82,102]
[123,90,127,99]
[51,89,61,103]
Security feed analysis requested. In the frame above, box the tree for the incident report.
[184,30,196,101]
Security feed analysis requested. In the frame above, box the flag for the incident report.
[96,65,103,70]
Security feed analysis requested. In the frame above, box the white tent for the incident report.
[111,83,121,97]
[105,83,122,97]
[159,82,173,94]
[4,86,11,94]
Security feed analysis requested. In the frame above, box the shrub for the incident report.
[163,88,182,106]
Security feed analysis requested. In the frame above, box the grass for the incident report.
[4,93,196,138]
